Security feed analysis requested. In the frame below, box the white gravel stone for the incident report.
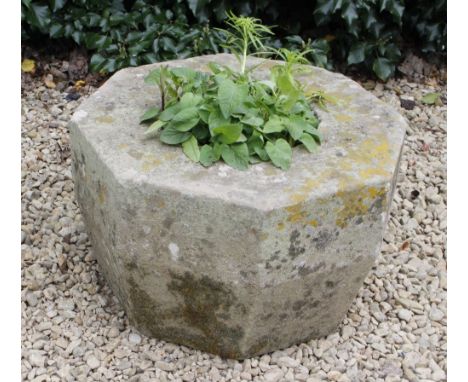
[276,356,300,368]
[128,332,142,345]
[263,368,284,382]
[398,309,413,322]
[86,355,100,369]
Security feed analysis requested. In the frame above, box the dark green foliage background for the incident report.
[21,0,446,80]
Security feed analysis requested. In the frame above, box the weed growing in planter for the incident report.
[141,13,322,171]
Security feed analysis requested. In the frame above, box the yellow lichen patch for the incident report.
[96,115,115,123]
[259,233,269,241]
[264,166,280,176]
[338,133,393,181]
[118,143,129,150]
[325,92,352,105]
[162,152,178,161]
[285,204,308,223]
[141,159,161,172]
[97,183,107,204]
[334,114,353,123]
[335,185,387,228]
[308,219,319,227]
[359,167,391,179]
[277,222,285,231]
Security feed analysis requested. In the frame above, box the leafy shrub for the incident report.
[21,0,228,73]
[21,0,446,80]
[140,14,321,170]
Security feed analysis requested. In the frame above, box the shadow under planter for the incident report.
[69,54,406,359]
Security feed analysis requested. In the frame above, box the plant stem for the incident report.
[240,37,248,74]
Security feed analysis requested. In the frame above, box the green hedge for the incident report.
[21,0,446,80]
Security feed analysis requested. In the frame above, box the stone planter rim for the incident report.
[70,53,406,212]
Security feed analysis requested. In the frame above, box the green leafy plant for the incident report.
[140,13,321,171]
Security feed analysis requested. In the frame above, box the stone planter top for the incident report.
[71,54,406,212]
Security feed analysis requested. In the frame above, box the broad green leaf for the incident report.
[300,133,319,153]
[265,139,292,170]
[372,57,395,81]
[247,133,269,161]
[208,108,230,131]
[213,124,243,144]
[140,107,159,123]
[179,92,202,108]
[217,78,248,118]
[171,67,198,82]
[421,92,441,105]
[145,69,162,85]
[241,115,264,127]
[182,135,200,162]
[172,117,200,132]
[144,120,165,138]
[263,115,285,133]
[160,126,192,145]
[284,115,307,140]
[173,107,199,122]
[221,143,249,170]
[212,143,223,159]
[159,104,182,121]
[199,145,217,167]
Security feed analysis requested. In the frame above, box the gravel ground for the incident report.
[21,55,446,382]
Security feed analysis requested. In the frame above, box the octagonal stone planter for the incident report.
[69,54,406,359]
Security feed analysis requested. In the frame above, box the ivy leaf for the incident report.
[341,2,358,27]
[221,143,249,170]
[199,144,217,167]
[26,4,50,30]
[217,78,248,118]
[421,92,441,105]
[348,43,366,65]
[265,139,292,170]
[182,135,200,162]
[140,107,159,123]
[85,33,111,50]
[160,126,192,145]
[89,54,106,72]
[300,133,319,153]
[372,57,395,81]
[50,0,66,12]
[213,124,243,144]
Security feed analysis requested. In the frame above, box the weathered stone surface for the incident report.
[69,54,406,359]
